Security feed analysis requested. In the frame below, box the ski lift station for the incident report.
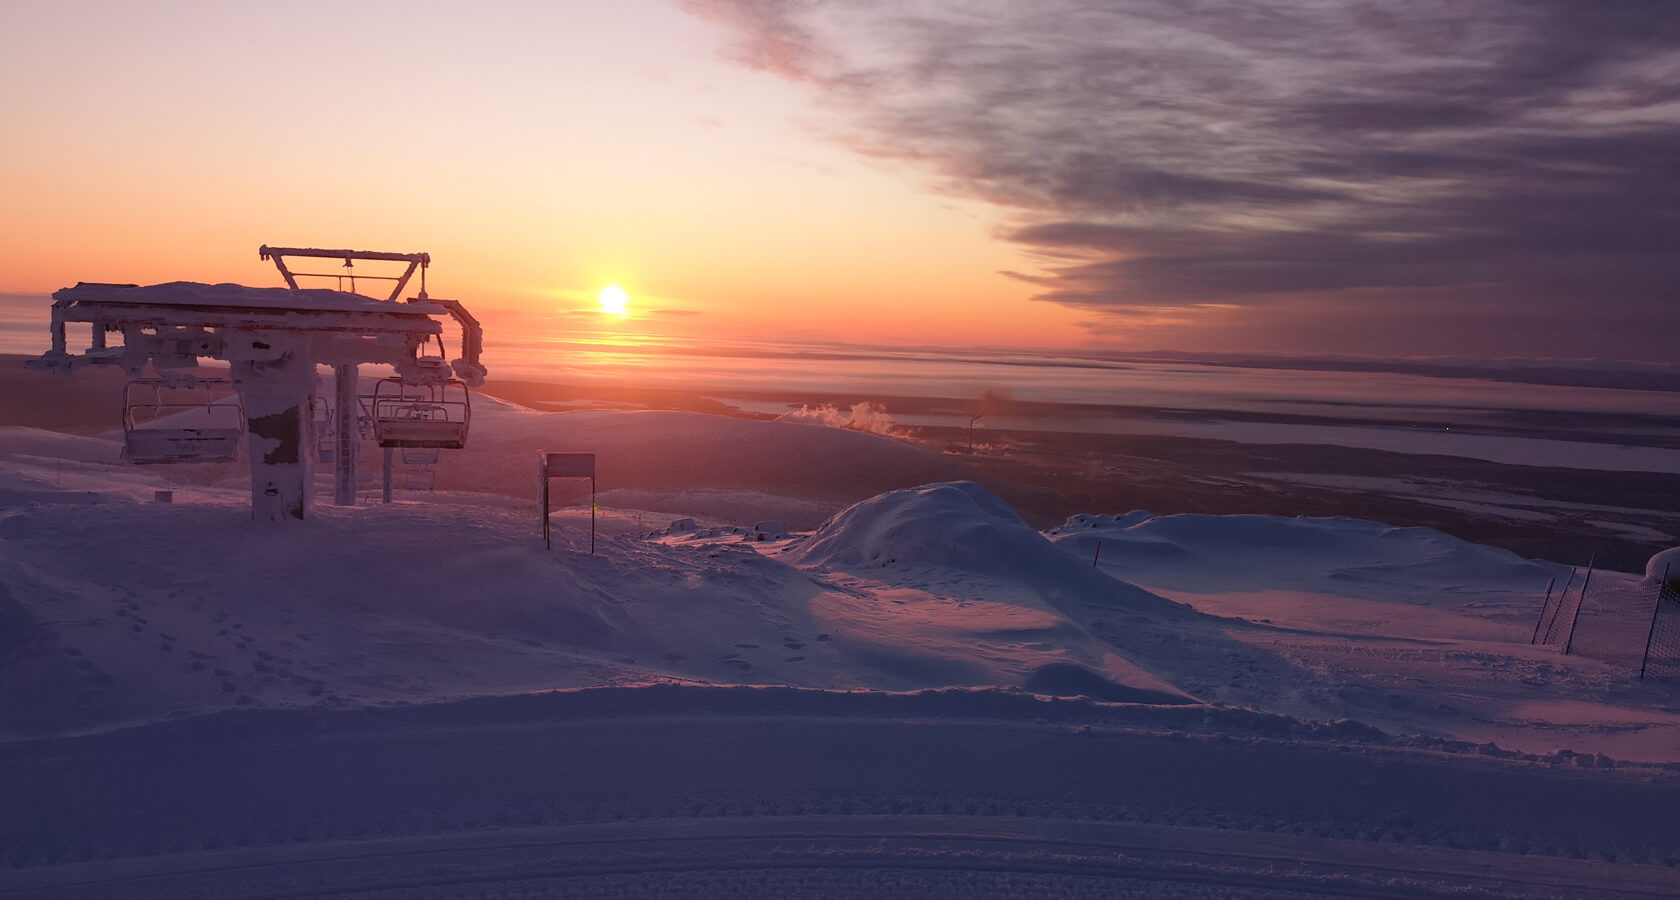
[27,247,487,521]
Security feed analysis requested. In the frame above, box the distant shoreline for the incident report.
[6,353,1676,572]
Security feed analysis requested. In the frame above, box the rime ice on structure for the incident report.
[27,248,486,522]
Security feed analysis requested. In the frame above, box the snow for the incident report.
[1044,511,1680,762]
[2,410,1675,756]
[54,281,445,316]
[438,396,974,528]
[1646,545,1680,584]
[1050,511,1561,601]
[797,481,1101,584]
[4,395,1680,896]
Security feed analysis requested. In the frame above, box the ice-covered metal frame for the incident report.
[32,281,455,381]
[28,271,487,521]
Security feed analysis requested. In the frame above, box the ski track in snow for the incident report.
[2,401,1679,897]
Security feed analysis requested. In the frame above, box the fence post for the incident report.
[1564,554,1594,655]
[1531,576,1556,645]
[1640,562,1670,681]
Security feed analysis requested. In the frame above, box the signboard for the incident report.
[539,451,597,552]
[545,453,596,477]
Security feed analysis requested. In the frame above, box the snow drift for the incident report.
[1050,510,1564,600]
[791,481,1189,615]
[1646,545,1680,584]
[794,481,1063,575]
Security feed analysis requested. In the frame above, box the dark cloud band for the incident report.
[686,0,1680,359]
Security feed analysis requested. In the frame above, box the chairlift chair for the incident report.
[370,376,470,449]
[121,378,245,464]
[310,395,336,462]
[403,463,438,492]
[402,447,440,465]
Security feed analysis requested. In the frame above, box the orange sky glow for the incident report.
[0,1,1092,352]
[6,2,1676,362]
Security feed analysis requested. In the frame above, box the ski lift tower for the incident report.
[27,247,486,521]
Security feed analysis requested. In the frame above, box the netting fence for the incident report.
[1532,560,1680,681]
[1640,569,1680,681]
[1531,565,1592,655]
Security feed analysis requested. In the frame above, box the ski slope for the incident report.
[2,400,1678,897]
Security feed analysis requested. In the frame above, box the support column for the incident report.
[231,342,315,522]
[333,364,358,506]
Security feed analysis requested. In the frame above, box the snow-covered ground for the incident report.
[3,395,1678,897]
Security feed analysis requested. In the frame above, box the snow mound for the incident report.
[0,469,107,508]
[1062,511,1156,530]
[1050,510,1559,596]
[1022,662,1194,705]
[1646,546,1680,584]
[0,426,121,464]
[793,481,1076,576]
[789,482,1189,618]
[654,520,794,544]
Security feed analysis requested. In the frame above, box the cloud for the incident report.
[685,0,1680,358]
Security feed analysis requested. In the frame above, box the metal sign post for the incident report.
[540,451,597,552]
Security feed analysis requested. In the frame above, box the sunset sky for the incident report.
[2,1,1676,360]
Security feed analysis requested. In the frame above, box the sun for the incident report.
[597,284,630,316]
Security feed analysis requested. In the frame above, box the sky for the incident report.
[2,1,1676,360]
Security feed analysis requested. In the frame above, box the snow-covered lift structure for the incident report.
[28,247,487,521]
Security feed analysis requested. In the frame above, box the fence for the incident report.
[1640,565,1680,681]
[1531,561,1591,654]
[1532,559,1680,680]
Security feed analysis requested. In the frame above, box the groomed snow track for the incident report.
[4,686,1678,899]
